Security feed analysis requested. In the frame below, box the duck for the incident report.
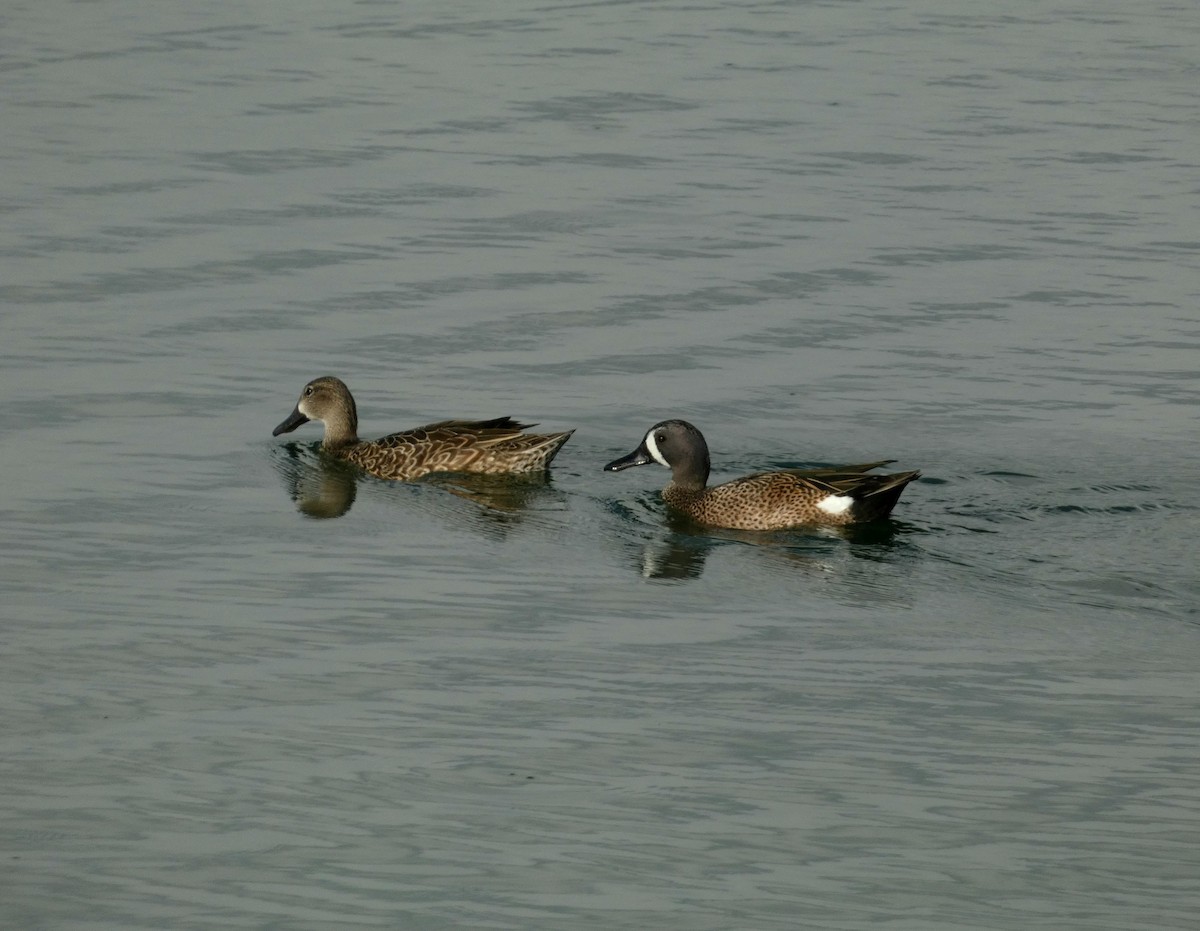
[604,419,918,529]
[272,376,573,481]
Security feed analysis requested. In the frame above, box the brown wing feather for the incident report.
[341,418,572,481]
[372,417,536,449]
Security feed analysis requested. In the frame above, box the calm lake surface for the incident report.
[3,1,1198,928]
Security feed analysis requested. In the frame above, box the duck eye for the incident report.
[656,433,666,444]
[304,386,314,396]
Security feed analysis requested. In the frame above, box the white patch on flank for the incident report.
[644,430,670,467]
[817,494,853,515]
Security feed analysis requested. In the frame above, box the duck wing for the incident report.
[372,417,538,450]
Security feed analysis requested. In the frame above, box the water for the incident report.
[3,1,1199,928]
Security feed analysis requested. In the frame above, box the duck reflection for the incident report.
[272,443,359,518]
[628,506,911,581]
[271,442,563,526]
[636,531,712,580]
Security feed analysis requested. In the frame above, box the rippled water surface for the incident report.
[3,1,1199,928]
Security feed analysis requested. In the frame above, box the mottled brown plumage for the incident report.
[604,419,919,530]
[273,376,573,480]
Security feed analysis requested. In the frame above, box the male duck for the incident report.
[604,419,919,529]
[273,376,573,481]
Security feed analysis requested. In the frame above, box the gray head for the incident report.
[272,376,360,447]
[603,419,711,489]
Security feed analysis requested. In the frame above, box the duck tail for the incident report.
[535,429,575,467]
[853,469,921,520]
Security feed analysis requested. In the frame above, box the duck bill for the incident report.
[272,406,310,436]
[603,442,654,472]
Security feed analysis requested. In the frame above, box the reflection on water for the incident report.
[635,531,712,580]
[432,471,564,517]
[271,443,359,518]
[271,442,565,526]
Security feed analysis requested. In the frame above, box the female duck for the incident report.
[604,419,918,530]
[273,376,573,481]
